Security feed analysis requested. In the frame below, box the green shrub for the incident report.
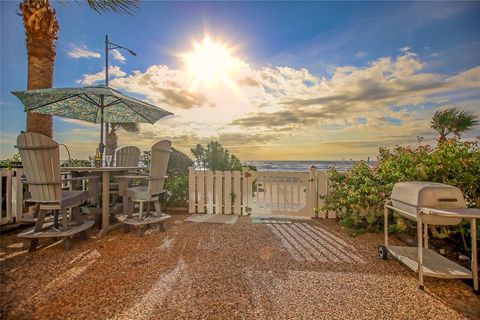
[191,141,242,171]
[322,140,480,241]
[162,174,189,208]
[140,148,193,208]
[0,154,22,169]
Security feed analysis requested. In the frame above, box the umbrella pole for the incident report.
[99,96,105,166]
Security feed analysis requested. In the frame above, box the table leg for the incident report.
[100,170,110,236]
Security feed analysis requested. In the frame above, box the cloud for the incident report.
[111,49,126,63]
[68,45,101,59]
[355,51,367,58]
[237,77,261,87]
[399,46,411,52]
[76,66,126,85]
[110,65,212,109]
[64,49,480,160]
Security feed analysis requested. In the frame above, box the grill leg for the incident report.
[384,206,389,246]
[471,218,478,293]
[417,214,424,290]
[424,223,428,249]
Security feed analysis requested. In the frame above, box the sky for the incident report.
[1,1,480,161]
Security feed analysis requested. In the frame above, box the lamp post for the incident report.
[100,35,136,164]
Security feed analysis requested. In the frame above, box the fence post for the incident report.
[12,169,24,222]
[241,165,250,215]
[188,167,196,214]
[316,171,328,219]
[309,166,318,218]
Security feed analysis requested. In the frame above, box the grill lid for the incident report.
[391,181,466,209]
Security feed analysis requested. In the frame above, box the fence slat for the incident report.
[214,171,223,214]
[233,171,241,214]
[206,171,214,214]
[241,171,248,215]
[12,169,23,221]
[224,171,232,214]
[197,171,205,214]
[188,167,196,213]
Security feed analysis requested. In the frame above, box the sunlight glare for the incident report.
[182,36,241,91]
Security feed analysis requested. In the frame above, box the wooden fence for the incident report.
[1,168,24,224]
[188,166,334,218]
[1,168,75,225]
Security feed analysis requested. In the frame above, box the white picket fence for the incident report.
[1,168,74,225]
[188,166,334,218]
[1,168,24,224]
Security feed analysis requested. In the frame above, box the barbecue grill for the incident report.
[379,181,479,293]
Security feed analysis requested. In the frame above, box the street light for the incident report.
[100,35,136,164]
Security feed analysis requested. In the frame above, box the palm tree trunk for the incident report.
[20,0,59,138]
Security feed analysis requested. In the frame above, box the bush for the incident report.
[191,141,242,171]
[0,154,22,169]
[140,148,193,208]
[322,140,480,240]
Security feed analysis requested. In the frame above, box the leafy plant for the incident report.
[191,141,242,171]
[322,140,480,245]
[141,148,193,208]
[61,159,91,167]
[0,154,22,169]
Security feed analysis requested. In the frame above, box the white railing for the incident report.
[188,166,334,218]
[1,168,24,224]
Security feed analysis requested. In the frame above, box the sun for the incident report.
[181,36,241,91]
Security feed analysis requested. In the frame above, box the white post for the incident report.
[309,166,317,218]
[6,169,12,223]
[12,169,24,222]
[188,167,196,214]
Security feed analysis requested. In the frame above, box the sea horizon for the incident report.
[244,160,376,172]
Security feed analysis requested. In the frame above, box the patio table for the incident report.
[62,166,146,235]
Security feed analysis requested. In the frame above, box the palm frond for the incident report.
[113,122,139,133]
[83,0,140,15]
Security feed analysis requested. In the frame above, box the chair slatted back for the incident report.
[116,146,141,167]
[17,132,62,202]
[148,140,171,195]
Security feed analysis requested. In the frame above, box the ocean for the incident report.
[244,160,376,172]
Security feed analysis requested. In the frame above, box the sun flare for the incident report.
[181,36,241,91]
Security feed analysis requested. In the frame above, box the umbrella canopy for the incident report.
[12,85,173,162]
[12,85,172,124]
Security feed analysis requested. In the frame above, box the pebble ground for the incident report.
[1,214,479,319]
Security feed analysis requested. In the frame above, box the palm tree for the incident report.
[430,108,457,143]
[105,123,139,165]
[430,107,479,142]
[450,110,479,139]
[20,0,139,138]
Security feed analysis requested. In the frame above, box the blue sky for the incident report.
[1,1,479,160]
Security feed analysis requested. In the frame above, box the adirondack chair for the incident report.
[117,140,171,236]
[16,132,95,251]
[116,146,141,167]
[110,146,142,203]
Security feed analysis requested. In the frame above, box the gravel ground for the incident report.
[1,214,479,320]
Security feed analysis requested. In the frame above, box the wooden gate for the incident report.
[188,166,333,218]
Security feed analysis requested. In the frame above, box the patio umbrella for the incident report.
[12,85,173,161]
